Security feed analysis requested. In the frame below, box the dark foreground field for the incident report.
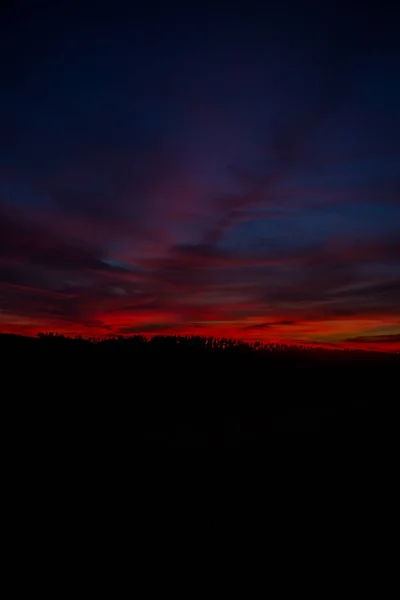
[2,333,399,447]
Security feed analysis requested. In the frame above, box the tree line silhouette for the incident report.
[1,331,398,359]
[1,332,398,445]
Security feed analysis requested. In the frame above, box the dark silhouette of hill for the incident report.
[1,333,398,447]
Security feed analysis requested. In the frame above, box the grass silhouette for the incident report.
[2,332,398,446]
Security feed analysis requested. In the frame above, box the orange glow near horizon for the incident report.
[1,311,399,353]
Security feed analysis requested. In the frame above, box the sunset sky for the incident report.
[1,1,400,351]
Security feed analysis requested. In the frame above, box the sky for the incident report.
[1,1,400,351]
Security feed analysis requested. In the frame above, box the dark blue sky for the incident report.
[1,1,400,350]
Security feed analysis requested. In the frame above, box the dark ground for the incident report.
[2,333,398,447]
